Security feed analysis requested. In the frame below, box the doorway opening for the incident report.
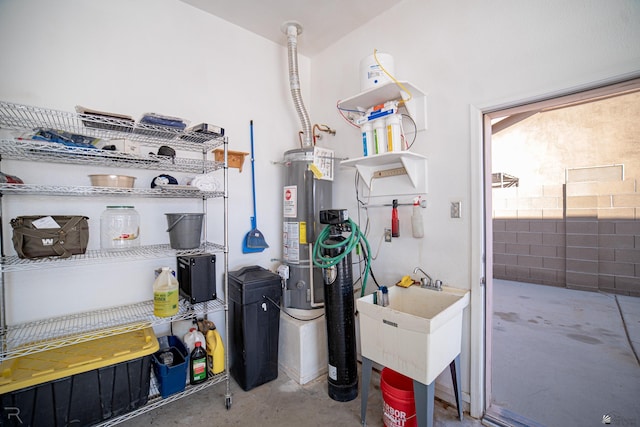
[483,78,640,427]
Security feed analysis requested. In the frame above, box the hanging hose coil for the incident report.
[312,218,371,296]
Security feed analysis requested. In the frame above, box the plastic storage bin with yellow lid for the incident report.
[0,328,159,427]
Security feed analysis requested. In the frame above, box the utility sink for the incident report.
[357,285,470,385]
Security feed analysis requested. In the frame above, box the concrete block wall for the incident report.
[493,180,640,296]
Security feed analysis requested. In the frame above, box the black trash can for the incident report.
[228,265,282,391]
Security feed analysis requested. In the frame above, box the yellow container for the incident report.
[0,328,158,394]
[206,328,225,375]
[154,267,179,317]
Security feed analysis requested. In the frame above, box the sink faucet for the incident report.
[413,267,442,291]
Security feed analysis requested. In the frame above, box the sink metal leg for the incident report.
[413,379,435,427]
[449,355,463,421]
[361,357,373,426]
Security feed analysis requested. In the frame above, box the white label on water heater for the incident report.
[328,364,337,380]
[283,222,300,264]
[283,185,297,218]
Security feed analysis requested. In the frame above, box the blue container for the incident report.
[152,336,189,398]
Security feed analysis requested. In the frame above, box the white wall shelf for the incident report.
[341,152,428,196]
[337,80,428,131]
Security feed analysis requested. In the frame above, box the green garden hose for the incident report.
[312,218,371,296]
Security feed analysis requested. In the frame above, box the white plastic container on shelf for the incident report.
[360,52,394,91]
[183,327,206,353]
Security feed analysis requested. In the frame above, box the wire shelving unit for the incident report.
[0,100,232,419]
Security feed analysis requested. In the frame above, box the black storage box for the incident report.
[229,265,282,391]
[177,253,216,303]
[0,328,158,427]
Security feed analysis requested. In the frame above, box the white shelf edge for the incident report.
[341,152,427,190]
[337,81,428,132]
[338,81,426,111]
[0,298,225,360]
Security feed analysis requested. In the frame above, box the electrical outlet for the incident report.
[384,228,392,242]
[450,201,462,219]
[374,167,407,178]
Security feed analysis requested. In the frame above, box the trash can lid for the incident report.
[229,265,280,284]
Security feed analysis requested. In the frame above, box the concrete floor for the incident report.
[119,279,640,427]
[120,366,482,427]
[490,279,640,427]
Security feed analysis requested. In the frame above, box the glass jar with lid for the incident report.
[101,206,140,249]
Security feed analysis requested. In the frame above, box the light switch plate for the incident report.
[450,201,462,219]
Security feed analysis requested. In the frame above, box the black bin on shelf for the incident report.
[229,265,282,391]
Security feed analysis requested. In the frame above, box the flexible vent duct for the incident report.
[283,22,312,147]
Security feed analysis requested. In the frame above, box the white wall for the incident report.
[310,0,640,413]
[0,0,307,335]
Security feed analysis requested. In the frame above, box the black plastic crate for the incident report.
[0,328,158,427]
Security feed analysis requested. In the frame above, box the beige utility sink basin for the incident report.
[357,284,469,385]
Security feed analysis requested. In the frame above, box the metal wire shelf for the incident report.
[0,243,225,273]
[0,100,233,418]
[1,298,225,360]
[0,101,224,151]
[0,183,224,198]
[95,371,228,427]
[0,139,222,173]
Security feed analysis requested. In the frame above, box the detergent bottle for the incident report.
[206,327,225,375]
[153,267,179,317]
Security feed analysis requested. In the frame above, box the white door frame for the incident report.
[468,74,640,421]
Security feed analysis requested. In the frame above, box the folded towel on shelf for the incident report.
[190,173,220,192]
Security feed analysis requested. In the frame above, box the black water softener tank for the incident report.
[229,266,282,391]
[321,223,358,402]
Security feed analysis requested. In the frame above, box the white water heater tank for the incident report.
[360,52,394,91]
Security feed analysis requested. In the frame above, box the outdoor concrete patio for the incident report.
[490,279,640,427]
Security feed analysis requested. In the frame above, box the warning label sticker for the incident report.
[283,185,297,218]
[328,364,337,381]
[283,221,299,263]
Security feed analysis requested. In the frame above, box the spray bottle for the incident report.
[391,199,399,238]
[412,196,424,238]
